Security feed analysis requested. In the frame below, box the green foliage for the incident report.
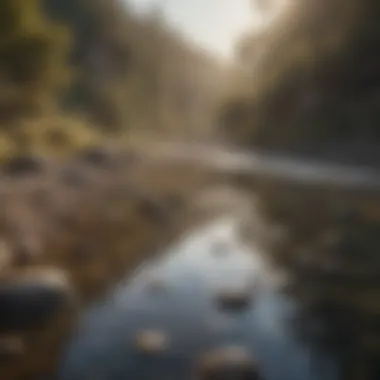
[0,0,219,156]
[0,0,70,122]
[41,0,220,135]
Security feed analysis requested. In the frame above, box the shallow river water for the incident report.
[57,217,338,380]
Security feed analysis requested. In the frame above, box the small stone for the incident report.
[215,288,253,312]
[134,330,168,354]
[196,346,260,380]
[2,155,45,177]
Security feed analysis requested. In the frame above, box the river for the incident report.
[57,216,338,380]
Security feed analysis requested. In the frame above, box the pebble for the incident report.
[2,155,46,177]
[0,268,73,331]
[215,288,253,312]
[196,346,260,380]
[134,330,168,354]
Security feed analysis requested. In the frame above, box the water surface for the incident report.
[58,217,338,380]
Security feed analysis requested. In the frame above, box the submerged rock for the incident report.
[195,346,260,380]
[134,330,168,354]
[215,287,254,312]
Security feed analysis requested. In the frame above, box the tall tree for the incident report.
[0,0,70,124]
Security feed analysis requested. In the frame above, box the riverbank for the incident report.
[0,146,222,380]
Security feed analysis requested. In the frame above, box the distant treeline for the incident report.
[0,0,220,157]
[218,0,380,165]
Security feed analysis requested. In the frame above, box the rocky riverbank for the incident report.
[0,146,217,380]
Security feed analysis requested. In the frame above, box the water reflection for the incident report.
[57,218,337,380]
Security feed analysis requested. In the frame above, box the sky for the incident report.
[125,0,257,60]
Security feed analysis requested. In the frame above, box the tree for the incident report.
[0,0,70,124]
[218,0,380,164]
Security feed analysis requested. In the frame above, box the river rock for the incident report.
[134,330,168,354]
[0,268,73,331]
[215,287,253,312]
[195,346,260,380]
[2,155,46,177]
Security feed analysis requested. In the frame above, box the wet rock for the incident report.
[196,346,260,380]
[215,288,253,312]
[0,335,25,358]
[2,155,46,177]
[134,330,168,354]
[0,268,73,331]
